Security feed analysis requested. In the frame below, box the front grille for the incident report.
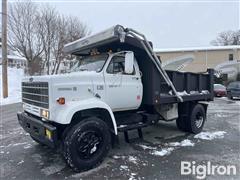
[22,82,49,109]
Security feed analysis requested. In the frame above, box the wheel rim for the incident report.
[195,112,204,128]
[77,130,103,159]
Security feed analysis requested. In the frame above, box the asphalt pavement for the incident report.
[0,98,240,180]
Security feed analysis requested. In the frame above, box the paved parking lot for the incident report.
[0,98,240,180]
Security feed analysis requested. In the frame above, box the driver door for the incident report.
[104,53,142,111]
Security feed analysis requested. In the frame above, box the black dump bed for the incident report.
[63,25,214,106]
[136,50,214,105]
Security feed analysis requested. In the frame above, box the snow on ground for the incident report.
[151,147,174,157]
[137,132,225,158]
[137,144,157,150]
[137,140,195,157]
[168,139,195,147]
[137,144,175,157]
[0,66,24,105]
[194,131,226,140]
[120,165,129,171]
[128,156,138,165]
[236,100,240,105]
[17,160,24,165]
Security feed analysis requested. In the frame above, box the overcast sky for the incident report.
[7,0,240,48]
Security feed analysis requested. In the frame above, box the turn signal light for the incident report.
[41,109,49,119]
[57,97,65,105]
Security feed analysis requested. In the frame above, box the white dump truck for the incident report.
[17,25,214,172]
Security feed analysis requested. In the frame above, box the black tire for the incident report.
[63,117,111,172]
[176,104,206,134]
[227,94,233,100]
[188,104,206,134]
[227,91,233,99]
[176,116,187,131]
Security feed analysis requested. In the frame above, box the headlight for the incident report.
[41,109,49,119]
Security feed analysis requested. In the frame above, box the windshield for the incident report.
[70,54,108,73]
[228,82,240,89]
[214,84,226,90]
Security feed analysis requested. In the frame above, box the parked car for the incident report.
[227,81,240,99]
[214,84,226,97]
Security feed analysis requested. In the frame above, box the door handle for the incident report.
[132,77,139,80]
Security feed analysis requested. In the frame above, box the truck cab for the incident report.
[17,25,214,172]
[76,51,143,111]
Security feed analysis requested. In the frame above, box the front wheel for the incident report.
[63,117,111,172]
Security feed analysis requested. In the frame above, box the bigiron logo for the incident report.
[181,161,237,179]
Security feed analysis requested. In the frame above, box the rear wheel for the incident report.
[189,104,206,134]
[176,103,206,134]
[227,94,233,100]
[63,117,111,172]
[176,116,187,131]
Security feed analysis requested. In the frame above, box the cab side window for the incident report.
[107,56,125,74]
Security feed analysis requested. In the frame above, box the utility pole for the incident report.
[2,0,8,98]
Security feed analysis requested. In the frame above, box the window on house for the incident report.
[229,54,233,61]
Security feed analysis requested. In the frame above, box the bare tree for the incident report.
[38,5,58,75]
[8,1,44,75]
[52,15,89,74]
[8,0,89,75]
[211,30,240,46]
[51,14,68,75]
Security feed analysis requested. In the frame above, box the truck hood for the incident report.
[22,71,99,83]
[21,71,103,122]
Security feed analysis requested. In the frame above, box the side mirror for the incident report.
[125,52,134,74]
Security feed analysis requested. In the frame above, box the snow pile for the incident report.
[177,91,190,96]
[201,90,209,94]
[112,155,123,159]
[0,66,24,105]
[168,139,195,147]
[17,160,24,165]
[120,165,129,171]
[119,165,138,180]
[128,156,138,164]
[138,144,174,157]
[194,131,226,140]
[137,144,157,150]
[151,147,174,157]
[129,173,137,180]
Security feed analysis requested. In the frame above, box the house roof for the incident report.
[154,45,240,53]
[0,54,26,61]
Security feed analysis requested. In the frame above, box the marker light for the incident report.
[45,129,52,140]
[57,97,65,105]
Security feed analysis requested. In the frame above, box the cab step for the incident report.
[117,122,147,143]
[114,112,159,143]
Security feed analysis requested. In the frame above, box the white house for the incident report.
[0,38,27,69]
